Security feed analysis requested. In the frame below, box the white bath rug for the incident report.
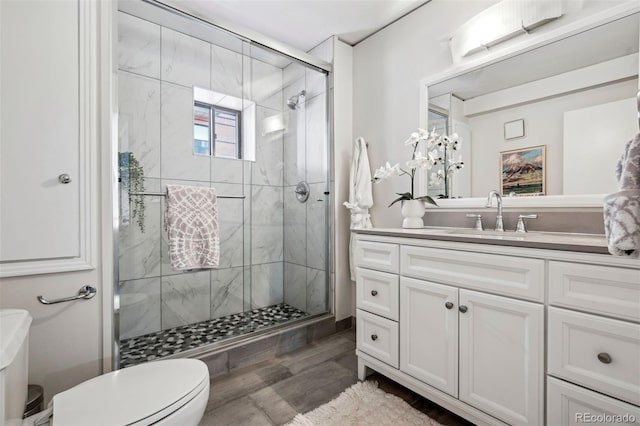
[286,381,443,426]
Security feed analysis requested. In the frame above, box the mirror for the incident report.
[424,12,639,203]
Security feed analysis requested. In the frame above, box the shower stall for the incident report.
[115,1,331,367]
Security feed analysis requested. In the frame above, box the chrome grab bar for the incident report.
[37,285,97,305]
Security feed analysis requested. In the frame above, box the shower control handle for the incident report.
[295,182,310,203]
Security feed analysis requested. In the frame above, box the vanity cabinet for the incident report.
[354,233,640,426]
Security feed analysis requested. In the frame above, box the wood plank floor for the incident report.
[200,327,472,425]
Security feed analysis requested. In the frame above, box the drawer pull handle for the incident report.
[371,334,378,341]
[445,302,454,309]
[459,305,468,313]
[371,290,378,296]
[597,352,612,364]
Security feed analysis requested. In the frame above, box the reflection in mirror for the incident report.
[426,12,639,199]
[427,94,471,199]
[193,86,256,161]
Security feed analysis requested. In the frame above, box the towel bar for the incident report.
[37,285,97,305]
[129,191,245,199]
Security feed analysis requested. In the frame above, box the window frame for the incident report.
[194,101,242,160]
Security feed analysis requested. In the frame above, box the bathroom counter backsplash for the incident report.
[353,227,610,255]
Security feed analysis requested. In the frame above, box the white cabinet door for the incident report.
[459,289,544,426]
[400,277,458,397]
[0,0,95,276]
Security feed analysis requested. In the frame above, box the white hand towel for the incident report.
[343,137,374,280]
[165,185,220,270]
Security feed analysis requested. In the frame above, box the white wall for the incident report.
[353,0,631,226]
[353,0,499,227]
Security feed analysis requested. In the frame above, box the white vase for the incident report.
[401,199,425,228]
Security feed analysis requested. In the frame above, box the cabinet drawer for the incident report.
[356,309,399,368]
[547,377,640,426]
[355,241,399,273]
[548,307,640,405]
[549,261,640,322]
[356,268,399,321]
[401,245,544,301]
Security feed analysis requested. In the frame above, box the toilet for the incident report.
[0,309,210,426]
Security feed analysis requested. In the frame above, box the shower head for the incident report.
[286,90,306,110]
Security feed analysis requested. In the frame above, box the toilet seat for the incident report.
[51,359,209,426]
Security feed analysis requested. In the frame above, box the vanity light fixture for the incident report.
[450,0,569,60]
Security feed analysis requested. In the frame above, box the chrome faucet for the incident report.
[485,190,504,232]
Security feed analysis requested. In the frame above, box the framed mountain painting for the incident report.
[500,145,546,196]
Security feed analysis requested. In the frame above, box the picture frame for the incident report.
[504,119,525,140]
[500,145,546,196]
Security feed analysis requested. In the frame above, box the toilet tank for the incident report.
[0,309,32,426]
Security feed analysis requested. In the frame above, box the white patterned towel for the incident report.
[165,185,220,270]
[603,133,640,258]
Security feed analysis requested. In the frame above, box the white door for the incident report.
[400,277,458,397]
[458,289,544,426]
[0,0,85,268]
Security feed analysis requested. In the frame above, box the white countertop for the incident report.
[354,227,610,254]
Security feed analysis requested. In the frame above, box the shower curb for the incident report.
[171,313,338,377]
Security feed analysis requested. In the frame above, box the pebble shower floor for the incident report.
[119,303,308,368]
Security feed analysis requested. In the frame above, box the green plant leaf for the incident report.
[415,195,438,206]
[388,193,412,207]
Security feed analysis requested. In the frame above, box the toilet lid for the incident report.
[52,359,209,426]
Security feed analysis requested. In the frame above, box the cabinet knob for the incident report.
[445,302,454,309]
[459,305,468,313]
[371,290,378,296]
[597,352,612,364]
[371,334,378,341]
[58,173,72,184]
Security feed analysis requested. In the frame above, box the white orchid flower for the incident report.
[426,149,440,169]
[417,128,431,140]
[406,151,430,169]
[403,132,421,146]
[373,162,401,181]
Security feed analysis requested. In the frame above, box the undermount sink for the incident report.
[426,228,527,240]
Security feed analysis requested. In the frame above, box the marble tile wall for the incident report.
[117,11,297,339]
[117,11,331,340]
